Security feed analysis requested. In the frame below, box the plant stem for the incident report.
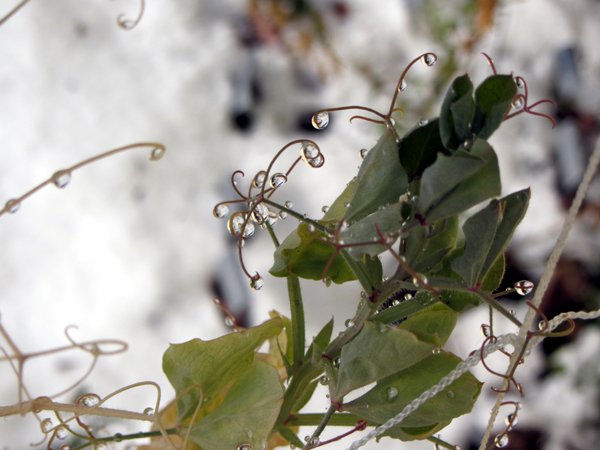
[302,404,337,449]
[262,198,330,234]
[288,275,306,368]
[469,290,522,328]
[70,428,180,449]
[288,413,366,427]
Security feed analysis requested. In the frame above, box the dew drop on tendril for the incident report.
[40,418,53,433]
[270,173,287,188]
[308,153,325,168]
[301,141,319,161]
[143,407,155,415]
[224,317,235,327]
[285,200,293,209]
[213,204,229,219]
[420,53,437,67]
[55,426,68,440]
[359,148,369,159]
[515,77,525,89]
[4,199,21,214]
[252,203,270,224]
[481,324,491,337]
[79,393,100,407]
[386,386,398,402]
[494,433,509,448]
[252,171,266,189]
[512,97,524,110]
[311,111,330,130]
[250,274,264,290]
[150,146,165,160]
[344,319,355,328]
[52,170,72,188]
[514,280,534,295]
[278,211,287,219]
[318,375,329,385]
[398,79,407,92]
[505,413,518,428]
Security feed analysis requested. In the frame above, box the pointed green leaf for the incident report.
[403,216,459,273]
[398,119,446,178]
[345,132,408,223]
[370,290,439,325]
[190,359,284,450]
[340,202,404,258]
[396,303,458,347]
[472,75,517,139]
[162,317,283,421]
[417,139,500,221]
[439,74,475,150]
[441,289,481,312]
[334,322,434,398]
[451,189,530,287]
[306,318,334,365]
[269,223,355,284]
[342,352,482,441]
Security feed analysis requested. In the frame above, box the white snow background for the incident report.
[1,0,599,449]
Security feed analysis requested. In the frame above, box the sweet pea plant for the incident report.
[160,52,563,450]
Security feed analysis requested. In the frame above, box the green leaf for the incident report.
[396,303,458,347]
[417,139,501,222]
[403,216,459,273]
[481,253,505,292]
[306,318,334,365]
[344,132,408,223]
[370,290,439,325]
[451,189,530,287]
[440,289,481,312]
[269,223,355,284]
[439,74,475,150]
[472,75,517,139]
[339,202,404,258]
[342,352,482,441]
[190,359,284,450]
[162,317,283,421]
[333,322,434,399]
[398,119,446,178]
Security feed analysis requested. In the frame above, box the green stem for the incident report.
[468,289,523,328]
[262,198,330,234]
[287,413,367,427]
[276,361,322,428]
[302,404,337,449]
[288,275,306,368]
[428,435,458,449]
[71,428,179,449]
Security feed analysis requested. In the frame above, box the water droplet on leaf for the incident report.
[446,390,455,399]
[386,386,398,402]
[421,53,437,66]
[514,280,534,296]
[312,111,330,129]
[344,319,355,328]
[403,293,413,301]
[52,170,72,188]
[237,444,253,450]
[321,205,329,214]
[432,347,442,355]
[213,204,229,219]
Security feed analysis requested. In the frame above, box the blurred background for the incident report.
[0,0,599,449]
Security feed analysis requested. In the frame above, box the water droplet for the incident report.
[253,171,267,189]
[412,275,427,287]
[503,344,515,354]
[505,413,518,428]
[52,170,72,188]
[446,390,455,399]
[40,418,53,433]
[378,323,389,333]
[344,319,355,328]
[213,204,229,219]
[308,153,325,168]
[318,375,329,385]
[278,211,288,219]
[494,433,509,448]
[463,139,473,149]
[312,111,330,129]
[403,293,413,301]
[79,394,100,407]
[392,299,400,306]
[53,425,67,439]
[418,119,429,127]
[481,324,491,337]
[60,446,71,450]
[301,141,319,161]
[386,386,399,402]
[227,213,255,238]
[359,148,369,159]
[333,357,340,368]
[252,203,270,224]
[270,173,287,189]
[307,223,316,232]
[512,97,524,110]
[237,444,253,450]
[143,407,155,415]
[224,317,235,327]
[398,79,407,92]
[4,199,21,214]
[432,347,442,355]
[514,280,534,296]
[339,220,348,232]
[515,77,525,89]
[321,205,329,214]
[250,274,264,290]
[421,53,437,67]
[285,200,293,209]
[150,146,165,160]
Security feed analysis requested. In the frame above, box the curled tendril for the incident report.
[0,0,32,27]
[115,0,145,30]
[0,142,165,217]
[481,52,557,128]
[312,52,438,143]
[213,139,325,288]
[479,336,523,397]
